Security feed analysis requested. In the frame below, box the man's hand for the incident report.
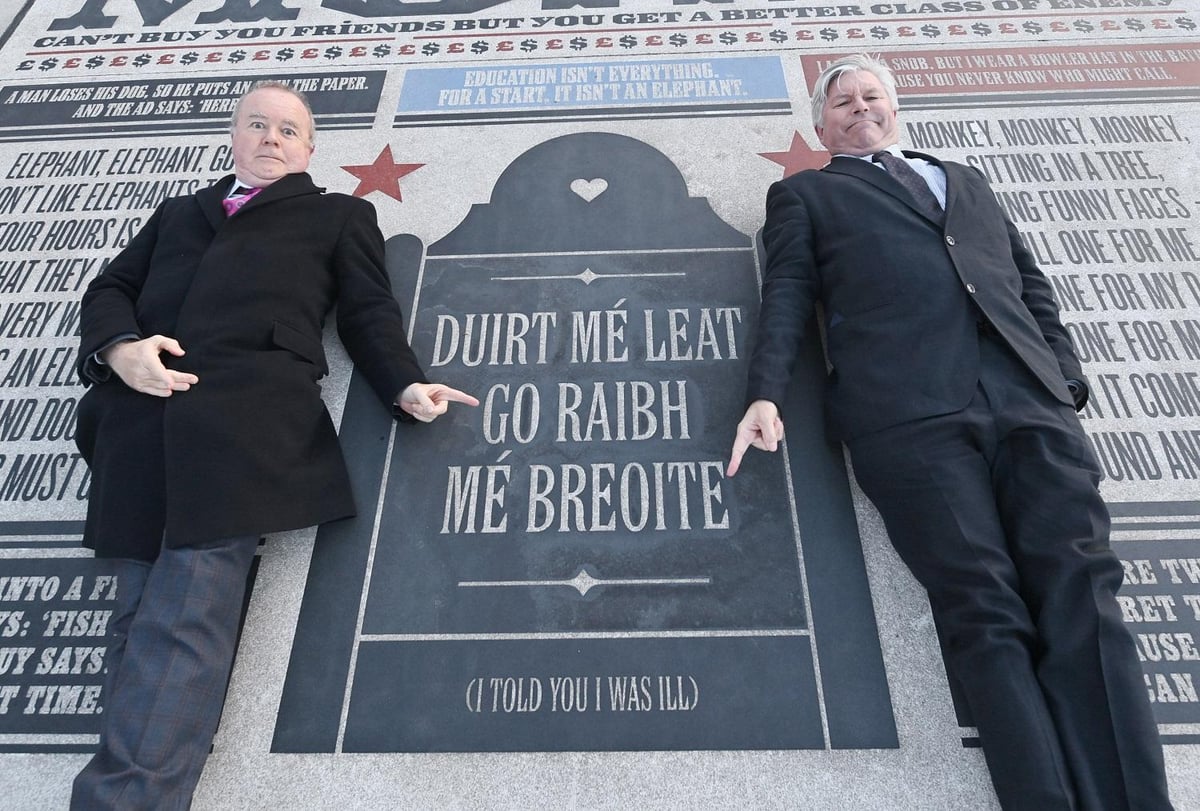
[398,382,480,423]
[727,399,784,477]
[104,335,199,397]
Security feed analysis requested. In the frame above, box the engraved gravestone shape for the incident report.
[274,132,896,753]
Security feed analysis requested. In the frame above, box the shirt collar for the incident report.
[836,145,904,162]
[227,178,259,198]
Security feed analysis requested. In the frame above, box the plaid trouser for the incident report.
[71,535,259,811]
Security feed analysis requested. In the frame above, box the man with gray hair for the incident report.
[70,81,477,808]
[729,54,1173,809]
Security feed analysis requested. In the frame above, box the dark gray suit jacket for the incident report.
[746,151,1084,441]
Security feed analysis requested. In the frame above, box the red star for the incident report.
[759,131,828,178]
[341,145,423,202]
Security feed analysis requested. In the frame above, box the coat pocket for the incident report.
[271,320,329,376]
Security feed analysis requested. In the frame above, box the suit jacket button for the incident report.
[945,235,956,246]
[966,283,977,294]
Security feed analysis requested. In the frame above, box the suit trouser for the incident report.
[846,337,1172,811]
[70,534,259,811]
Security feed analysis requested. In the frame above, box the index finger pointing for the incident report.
[727,434,751,478]
[434,387,480,407]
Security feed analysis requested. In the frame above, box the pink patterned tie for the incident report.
[221,186,261,217]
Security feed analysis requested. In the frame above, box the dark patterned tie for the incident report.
[872,151,943,225]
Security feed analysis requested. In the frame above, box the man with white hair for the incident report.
[729,55,1173,809]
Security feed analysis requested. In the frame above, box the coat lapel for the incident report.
[237,172,324,216]
[823,153,946,225]
[198,172,326,229]
[196,176,231,232]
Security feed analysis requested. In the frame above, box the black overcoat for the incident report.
[75,173,425,560]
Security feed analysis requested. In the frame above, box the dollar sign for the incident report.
[668,33,687,46]
[276,47,294,61]
[471,41,488,54]
[1022,21,1043,34]
[422,43,440,56]
[920,23,939,37]
[1123,17,1144,30]
[39,58,57,71]
[373,44,390,57]
[769,30,788,43]
[719,31,737,44]
[521,39,537,51]
[971,22,992,35]
[819,27,838,41]
[1073,20,1093,32]
[87,55,104,69]
[619,35,636,48]
[227,50,245,63]
[570,36,587,50]
[325,46,343,59]
[134,53,152,66]
[870,25,888,39]
[1176,15,1197,30]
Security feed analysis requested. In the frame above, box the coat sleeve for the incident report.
[331,198,427,412]
[1001,193,1089,407]
[745,178,823,410]
[75,204,166,384]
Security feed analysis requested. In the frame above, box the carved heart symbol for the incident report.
[570,178,608,202]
